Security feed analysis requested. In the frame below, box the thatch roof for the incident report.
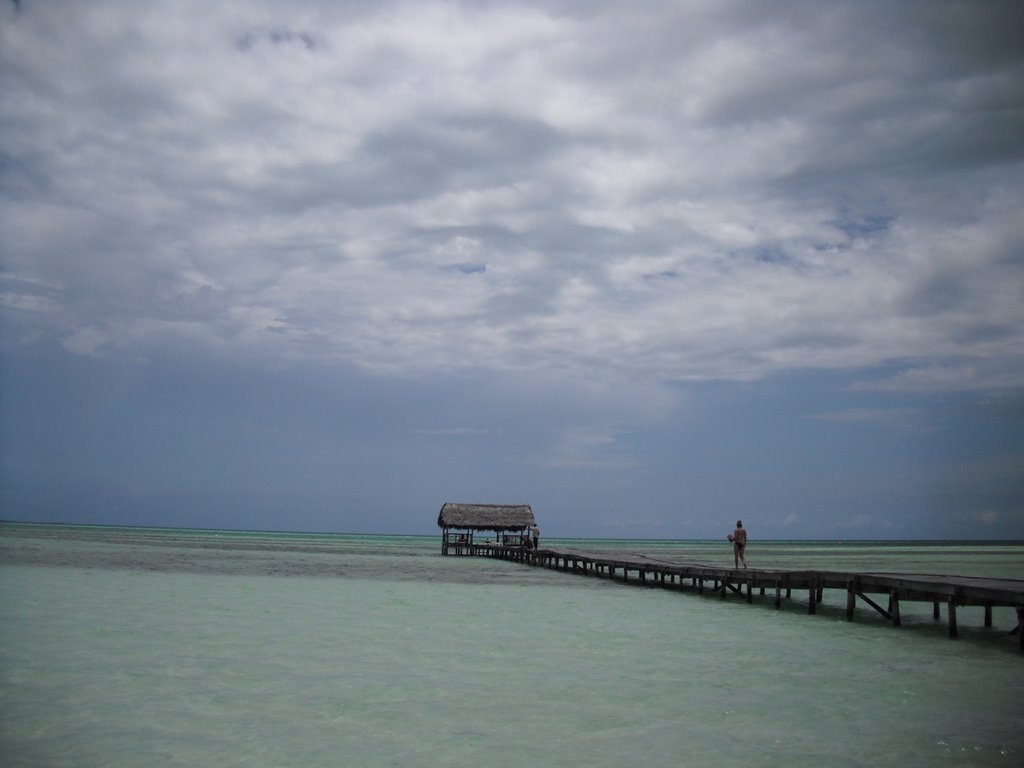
[437,502,535,531]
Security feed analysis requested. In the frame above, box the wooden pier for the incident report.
[487,545,1024,650]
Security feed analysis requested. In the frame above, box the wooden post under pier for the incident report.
[486,544,1024,651]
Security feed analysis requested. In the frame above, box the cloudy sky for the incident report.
[2,0,1023,539]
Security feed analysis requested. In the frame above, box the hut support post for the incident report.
[947,598,958,638]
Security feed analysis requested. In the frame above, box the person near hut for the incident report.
[531,524,540,550]
[728,520,748,569]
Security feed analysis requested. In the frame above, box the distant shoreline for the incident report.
[2,519,1022,545]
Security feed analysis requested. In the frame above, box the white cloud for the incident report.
[834,514,894,531]
[61,326,110,358]
[529,425,639,471]
[852,361,1024,394]
[0,292,59,313]
[2,0,1023,395]
[807,408,920,426]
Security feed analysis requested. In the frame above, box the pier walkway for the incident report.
[487,545,1024,650]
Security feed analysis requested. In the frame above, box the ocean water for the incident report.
[1,524,1022,767]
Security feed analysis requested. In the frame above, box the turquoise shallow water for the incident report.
[1,524,1022,767]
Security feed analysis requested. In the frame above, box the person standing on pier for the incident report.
[531,524,540,550]
[731,520,748,569]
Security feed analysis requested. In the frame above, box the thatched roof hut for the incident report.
[437,502,536,555]
[437,502,535,531]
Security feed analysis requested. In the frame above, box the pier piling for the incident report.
[487,545,1024,651]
